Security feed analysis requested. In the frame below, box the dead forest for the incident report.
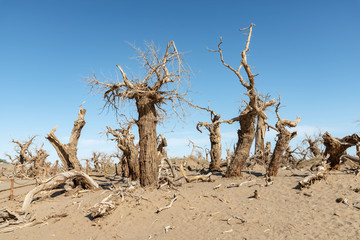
[1,24,360,237]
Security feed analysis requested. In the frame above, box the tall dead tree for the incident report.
[196,107,223,171]
[211,24,276,177]
[87,41,193,186]
[267,99,300,176]
[322,132,360,170]
[46,106,86,171]
[106,120,139,180]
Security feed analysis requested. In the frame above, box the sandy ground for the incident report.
[1,163,360,240]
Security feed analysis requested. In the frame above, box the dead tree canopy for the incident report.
[46,106,86,171]
[87,41,193,187]
[106,120,139,180]
[322,132,360,170]
[210,23,276,177]
[267,98,300,177]
[196,107,222,171]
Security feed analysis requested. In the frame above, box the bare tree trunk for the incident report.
[46,106,85,171]
[255,115,266,155]
[323,132,360,170]
[267,130,297,176]
[128,150,140,180]
[226,110,256,177]
[137,97,158,186]
[209,125,222,171]
[121,156,130,178]
[196,109,223,172]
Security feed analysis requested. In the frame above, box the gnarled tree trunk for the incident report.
[322,132,360,170]
[46,106,85,171]
[209,125,222,171]
[267,130,297,176]
[137,97,158,186]
[226,110,257,177]
[196,109,223,172]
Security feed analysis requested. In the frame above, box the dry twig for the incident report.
[156,194,178,213]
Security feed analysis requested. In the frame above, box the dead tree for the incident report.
[46,106,86,171]
[88,152,102,172]
[107,121,139,180]
[263,142,272,165]
[11,137,49,176]
[87,42,193,186]
[303,134,323,158]
[31,145,49,177]
[322,132,360,170]
[196,107,223,171]
[187,140,203,158]
[210,24,276,177]
[267,99,300,176]
[12,136,36,165]
[113,151,128,177]
[282,146,298,167]
[157,134,168,159]
[254,94,277,156]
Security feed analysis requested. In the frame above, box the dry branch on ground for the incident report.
[180,164,213,183]
[22,171,99,211]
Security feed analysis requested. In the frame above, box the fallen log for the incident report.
[22,171,99,211]
[180,164,213,183]
[298,172,326,189]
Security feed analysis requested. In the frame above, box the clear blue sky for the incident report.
[1,0,359,163]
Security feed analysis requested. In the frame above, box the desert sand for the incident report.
[1,162,360,240]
